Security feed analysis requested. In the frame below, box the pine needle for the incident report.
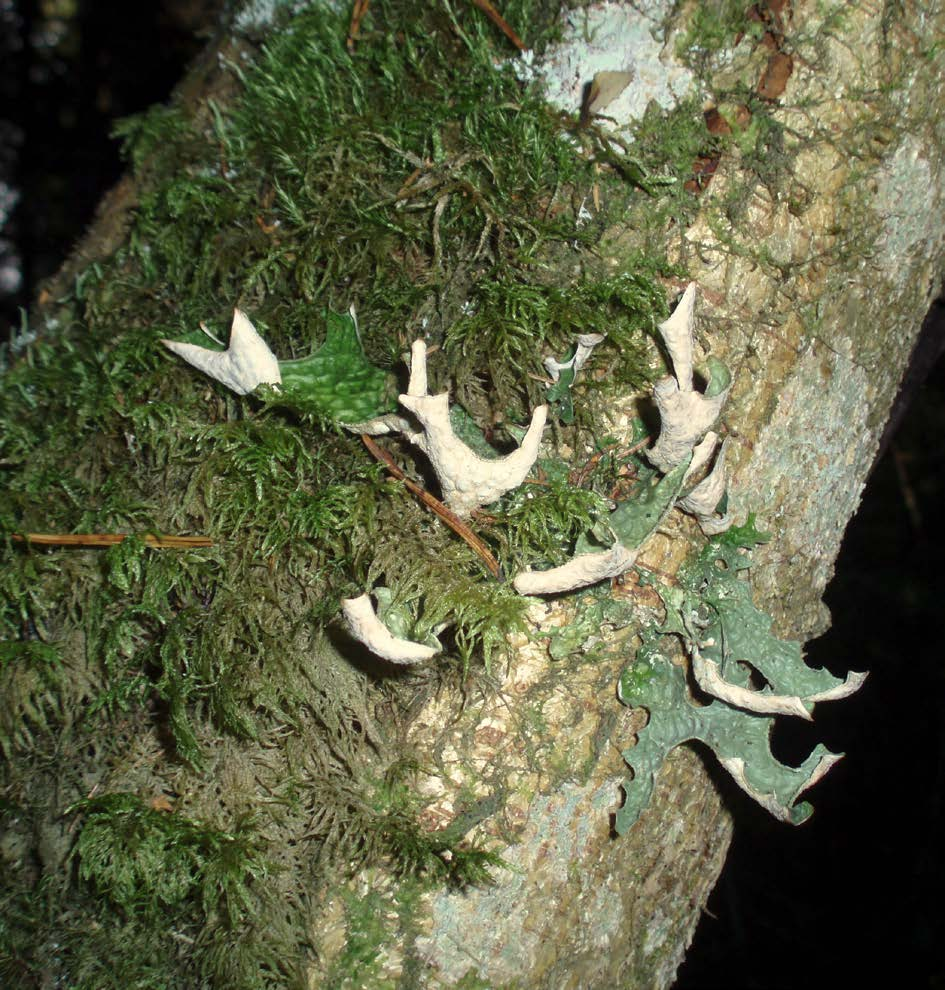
[12,533,213,549]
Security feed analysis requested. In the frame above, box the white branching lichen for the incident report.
[398,340,548,516]
[341,593,439,665]
[677,435,732,535]
[657,282,697,392]
[512,544,638,595]
[647,284,730,474]
[161,309,282,395]
[543,332,606,382]
[150,252,863,836]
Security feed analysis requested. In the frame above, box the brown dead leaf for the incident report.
[684,155,721,195]
[704,108,732,136]
[581,69,634,121]
[758,51,794,99]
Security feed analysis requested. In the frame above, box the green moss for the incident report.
[0,793,303,990]
[446,267,667,414]
[365,499,530,668]
[327,889,400,990]
[484,479,611,572]
[0,0,707,983]
[69,793,267,922]
[0,639,64,758]
[675,0,764,65]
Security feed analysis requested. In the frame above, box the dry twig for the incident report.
[469,0,528,51]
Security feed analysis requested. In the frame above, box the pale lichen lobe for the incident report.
[397,340,548,517]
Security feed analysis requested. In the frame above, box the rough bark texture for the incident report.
[18,1,945,988]
[304,4,945,987]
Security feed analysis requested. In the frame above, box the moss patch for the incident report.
[3,0,880,983]
[0,1,674,985]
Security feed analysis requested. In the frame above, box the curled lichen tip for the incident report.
[691,646,813,720]
[678,435,732,534]
[162,308,282,396]
[657,282,697,392]
[512,544,638,596]
[544,332,606,382]
[719,751,843,824]
[407,339,429,397]
[341,593,439,665]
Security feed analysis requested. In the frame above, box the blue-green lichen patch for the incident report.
[678,520,865,711]
[602,456,691,551]
[544,590,636,661]
[617,519,865,829]
[616,639,837,830]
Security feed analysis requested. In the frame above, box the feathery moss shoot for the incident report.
[0,1,681,985]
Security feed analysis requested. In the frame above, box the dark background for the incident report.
[1,2,943,986]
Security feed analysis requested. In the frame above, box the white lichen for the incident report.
[398,340,548,516]
[162,309,282,395]
[682,430,719,483]
[647,284,730,474]
[677,435,732,534]
[512,544,638,596]
[406,339,430,397]
[657,282,696,392]
[543,333,606,382]
[691,645,868,720]
[341,593,439,665]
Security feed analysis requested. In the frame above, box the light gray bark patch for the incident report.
[530,1,694,128]
[415,779,624,984]
[874,136,945,267]
[731,338,872,637]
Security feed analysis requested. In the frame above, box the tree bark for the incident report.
[10,2,945,988]
[305,4,945,985]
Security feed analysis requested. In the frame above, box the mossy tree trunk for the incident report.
[3,2,944,988]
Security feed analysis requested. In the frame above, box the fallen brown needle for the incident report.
[360,433,501,579]
[12,533,213,549]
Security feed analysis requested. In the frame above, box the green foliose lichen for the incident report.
[617,518,855,831]
[617,638,836,830]
[0,0,875,982]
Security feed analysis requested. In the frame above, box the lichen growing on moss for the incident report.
[0,0,882,984]
[0,1,673,983]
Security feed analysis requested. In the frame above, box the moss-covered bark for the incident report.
[2,1,943,987]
